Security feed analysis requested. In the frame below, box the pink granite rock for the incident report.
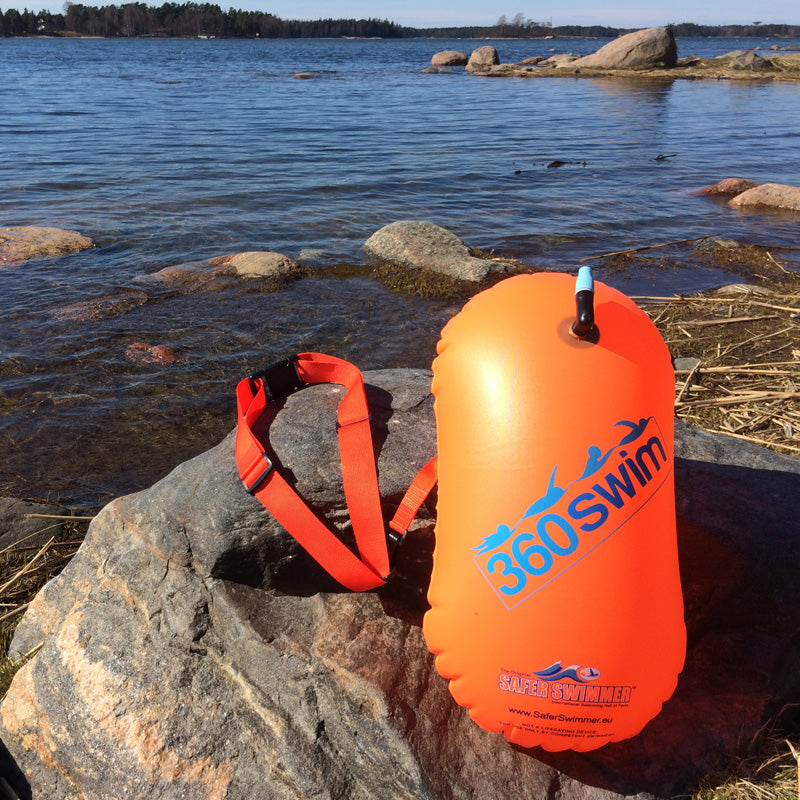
[729,182,800,211]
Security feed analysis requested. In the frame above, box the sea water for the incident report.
[1,36,799,503]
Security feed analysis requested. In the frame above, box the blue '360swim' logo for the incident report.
[473,417,670,610]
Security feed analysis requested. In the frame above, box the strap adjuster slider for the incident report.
[243,452,274,494]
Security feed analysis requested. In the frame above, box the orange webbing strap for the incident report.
[235,353,437,591]
[390,455,438,537]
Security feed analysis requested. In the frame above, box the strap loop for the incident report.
[234,353,437,591]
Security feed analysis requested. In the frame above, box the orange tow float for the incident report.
[423,268,685,750]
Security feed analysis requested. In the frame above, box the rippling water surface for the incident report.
[2,36,800,504]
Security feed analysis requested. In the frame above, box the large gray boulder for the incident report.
[363,221,512,282]
[568,27,677,70]
[1,369,798,800]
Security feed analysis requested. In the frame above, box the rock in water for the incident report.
[569,27,677,69]
[362,220,512,282]
[694,177,760,197]
[0,226,93,264]
[465,45,499,73]
[1,371,799,800]
[211,250,300,278]
[430,50,468,66]
[729,182,800,212]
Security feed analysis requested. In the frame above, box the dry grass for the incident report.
[637,285,800,456]
[692,713,800,800]
[0,514,90,698]
[589,239,800,457]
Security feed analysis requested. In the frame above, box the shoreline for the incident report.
[464,52,800,81]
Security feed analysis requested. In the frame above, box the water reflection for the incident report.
[583,75,675,105]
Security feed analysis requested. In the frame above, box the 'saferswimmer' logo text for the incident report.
[473,417,670,610]
[499,662,633,706]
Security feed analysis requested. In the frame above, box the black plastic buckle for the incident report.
[249,355,305,402]
[382,527,406,582]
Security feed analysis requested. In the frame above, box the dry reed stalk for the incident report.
[0,537,55,596]
[679,314,779,326]
[786,741,800,800]
[579,235,713,262]
[636,283,799,456]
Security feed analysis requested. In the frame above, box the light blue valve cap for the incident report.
[575,265,593,294]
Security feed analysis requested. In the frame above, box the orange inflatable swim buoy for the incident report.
[423,269,685,751]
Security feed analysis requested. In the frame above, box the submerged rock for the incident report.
[692,236,741,254]
[125,343,187,364]
[142,251,301,289]
[1,367,799,800]
[362,220,512,282]
[210,250,300,279]
[143,260,220,289]
[0,226,93,264]
[50,289,148,322]
[568,26,677,70]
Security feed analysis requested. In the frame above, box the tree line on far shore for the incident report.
[1,3,799,39]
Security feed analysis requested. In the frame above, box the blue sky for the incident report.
[11,0,800,27]
[265,0,800,28]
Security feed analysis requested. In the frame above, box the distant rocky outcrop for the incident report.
[437,29,800,80]
[0,226,93,264]
[465,45,499,73]
[430,50,468,67]
[567,26,677,70]
[363,221,512,282]
[1,367,799,800]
